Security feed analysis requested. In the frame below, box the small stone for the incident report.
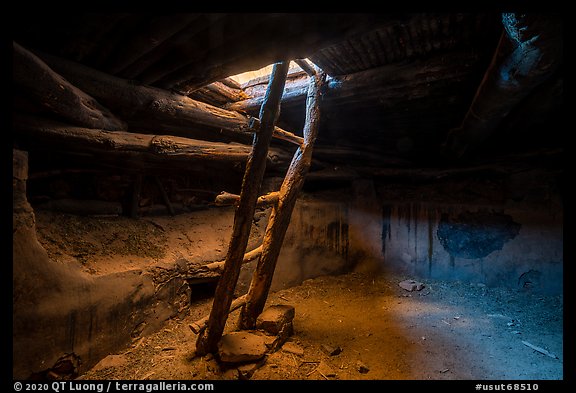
[217,331,267,363]
[282,342,304,356]
[237,359,266,380]
[221,369,240,380]
[317,360,337,378]
[321,344,343,356]
[356,360,370,374]
[257,304,295,335]
[399,279,425,292]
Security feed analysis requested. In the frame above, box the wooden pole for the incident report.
[34,51,303,147]
[195,61,290,355]
[33,51,256,144]
[226,51,480,115]
[203,245,263,273]
[294,58,317,77]
[239,71,326,329]
[189,295,248,335]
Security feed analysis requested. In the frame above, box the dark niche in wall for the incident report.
[437,211,521,259]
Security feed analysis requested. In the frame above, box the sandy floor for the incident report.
[80,271,563,381]
[33,209,564,381]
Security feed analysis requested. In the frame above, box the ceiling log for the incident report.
[443,14,562,159]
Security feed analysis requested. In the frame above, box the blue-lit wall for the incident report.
[379,203,563,294]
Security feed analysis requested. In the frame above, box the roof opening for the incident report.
[229,59,319,85]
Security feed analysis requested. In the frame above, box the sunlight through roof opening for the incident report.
[229,59,319,85]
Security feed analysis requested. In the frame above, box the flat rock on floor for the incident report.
[218,331,268,363]
[317,360,337,378]
[321,344,342,356]
[257,304,295,335]
[399,279,425,292]
[282,342,304,356]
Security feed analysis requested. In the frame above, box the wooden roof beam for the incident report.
[443,13,562,159]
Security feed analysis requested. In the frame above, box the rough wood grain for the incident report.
[13,115,288,171]
[13,41,125,131]
[240,71,326,329]
[195,61,290,355]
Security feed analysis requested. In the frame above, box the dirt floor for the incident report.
[33,209,564,381]
[78,272,563,381]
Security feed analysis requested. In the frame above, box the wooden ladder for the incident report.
[195,60,325,355]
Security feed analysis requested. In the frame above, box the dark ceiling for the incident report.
[12,13,563,175]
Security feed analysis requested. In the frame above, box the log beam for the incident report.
[12,115,289,170]
[195,61,290,356]
[225,51,481,115]
[239,71,326,329]
[248,118,305,147]
[443,13,562,159]
[13,41,125,131]
[294,58,317,77]
[33,51,257,144]
[183,81,249,106]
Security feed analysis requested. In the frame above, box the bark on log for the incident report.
[294,59,317,76]
[215,191,279,208]
[189,295,247,335]
[203,246,263,272]
[226,50,481,115]
[220,77,243,90]
[33,51,256,144]
[248,118,304,146]
[34,51,300,147]
[239,71,326,329]
[13,42,125,131]
[444,14,562,159]
[183,81,249,106]
[226,77,309,114]
[195,62,290,356]
[13,115,288,170]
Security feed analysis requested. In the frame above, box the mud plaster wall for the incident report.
[264,176,563,296]
[238,179,382,293]
[237,194,353,294]
[13,150,190,379]
[380,202,563,294]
